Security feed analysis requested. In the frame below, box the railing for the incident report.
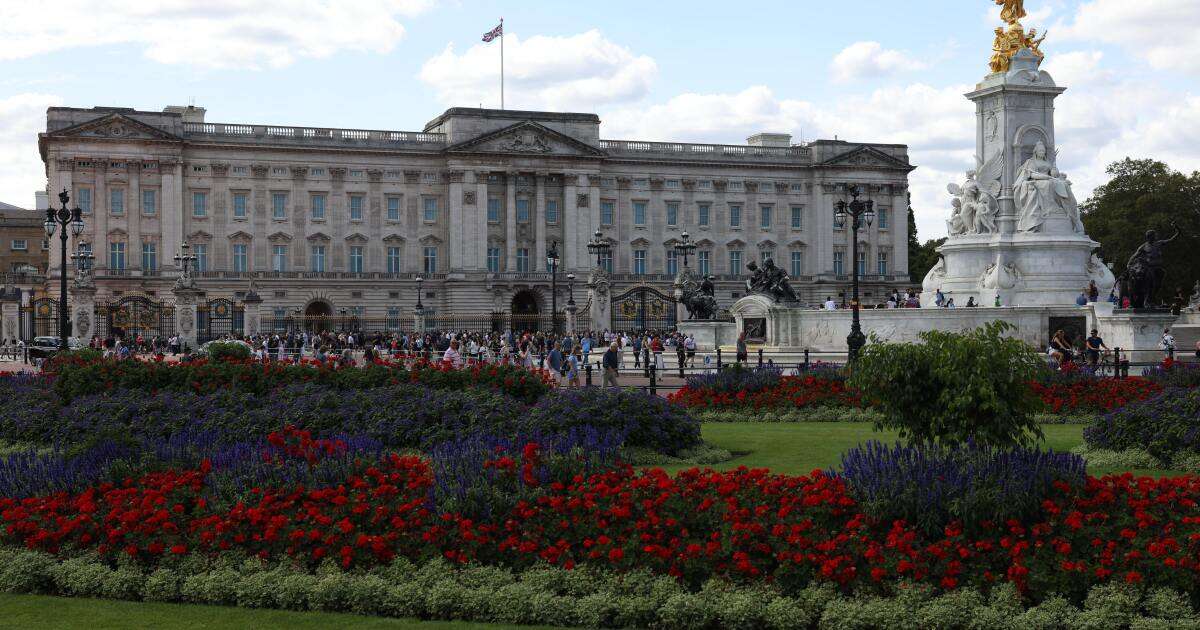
[182,122,446,147]
[194,270,447,281]
[600,139,812,161]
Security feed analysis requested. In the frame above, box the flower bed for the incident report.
[668,374,862,410]
[1030,374,1163,416]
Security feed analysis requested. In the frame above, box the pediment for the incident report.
[419,234,443,245]
[306,232,331,242]
[227,230,253,241]
[345,232,369,243]
[107,228,127,238]
[820,146,912,170]
[757,239,778,249]
[788,237,808,247]
[47,113,182,142]
[630,237,651,247]
[446,121,606,158]
[187,230,212,242]
[725,238,746,248]
[382,234,406,244]
[267,231,292,243]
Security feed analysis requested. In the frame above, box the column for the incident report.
[892,183,909,280]
[475,172,489,271]
[94,161,109,271]
[563,174,578,272]
[447,170,465,269]
[505,172,517,272]
[162,159,184,267]
[534,172,547,269]
[128,162,142,272]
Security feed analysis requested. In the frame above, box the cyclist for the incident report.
[1085,328,1108,369]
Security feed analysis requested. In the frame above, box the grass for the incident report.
[0,594,554,630]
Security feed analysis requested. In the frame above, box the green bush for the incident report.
[202,341,252,362]
[848,321,1047,448]
[694,407,886,424]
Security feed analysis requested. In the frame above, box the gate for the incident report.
[95,295,176,341]
[25,298,60,340]
[610,286,677,332]
[197,298,244,343]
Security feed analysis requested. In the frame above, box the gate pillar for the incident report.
[242,287,262,337]
[587,267,612,332]
[69,285,97,344]
[172,286,204,351]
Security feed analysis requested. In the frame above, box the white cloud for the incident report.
[0,1,434,70]
[0,93,63,208]
[1058,0,1200,76]
[830,42,925,83]
[418,29,657,111]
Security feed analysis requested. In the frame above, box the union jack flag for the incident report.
[482,22,503,42]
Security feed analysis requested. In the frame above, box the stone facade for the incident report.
[0,202,49,275]
[38,105,914,326]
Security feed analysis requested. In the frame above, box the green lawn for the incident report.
[0,421,1182,628]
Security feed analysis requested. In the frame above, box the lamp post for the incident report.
[173,242,197,282]
[43,189,85,351]
[69,241,94,276]
[566,273,576,307]
[674,231,697,271]
[547,241,560,334]
[833,185,875,362]
[586,230,611,269]
[414,275,424,310]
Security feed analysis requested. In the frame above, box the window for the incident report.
[487,198,500,223]
[310,245,326,272]
[599,250,613,273]
[109,242,126,270]
[729,250,742,276]
[423,246,437,274]
[272,193,287,220]
[877,251,889,276]
[349,195,364,221]
[698,180,712,190]
[387,247,402,273]
[633,250,646,275]
[11,239,27,251]
[310,167,325,177]
[516,248,529,273]
[387,197,401,221]
[109,188,124,214]
[729,181,744,192]
[141,242,156,271]
[666,250,678,276]
[193,192,208,217]
[633,201,647,226]
[790,251,803,277]
[760,205,772,229]
[516,198,530,222]
[232,243,248,272]
[233,193,247,218]
[423,197,438,222]
[487,247,500,273]
[193,244,207,272]
[633,178,649,188]
[761,249,774,265]
[698,203,710,227]
[41,239,49,251]
[666,202,679,227]
[790,206,803,230]
[857,249,867,276]
[272,245,287,272]
[543,199,557,224]
[877,207,889,230]
[698,251,710,276]
[232,166,248,175]
[77,187,92,214]
[665,179,681,189]
[349,246,363,273]
[142,190,157,215]
[833,250,845,275]
[600,201,614,226]
[790,183,804,193]
[729,205,742,228]
[311,194,326,220]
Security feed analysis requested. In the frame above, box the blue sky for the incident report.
[2,0,1198,240]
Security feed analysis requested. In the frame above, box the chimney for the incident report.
[34,191,49,211]
[746,133,792,147]
[163,105,206,123]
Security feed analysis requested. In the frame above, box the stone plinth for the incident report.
[69,285,98,342]
[1091,303,1177,364]
[678,320,737,351]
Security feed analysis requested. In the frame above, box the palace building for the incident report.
[37,105,914,334]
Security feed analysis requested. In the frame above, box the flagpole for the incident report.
[500,17,505,109]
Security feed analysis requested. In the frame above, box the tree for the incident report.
[1082,159,1200,302]
[906,193,947,284]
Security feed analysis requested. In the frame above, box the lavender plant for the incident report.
[1082,387,1200,461]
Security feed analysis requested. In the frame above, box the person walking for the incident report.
[1160,328,1176,360]
[736,332,748,364]
[602,342,620,387]
[547,342,564,383]
[567,347,581,387]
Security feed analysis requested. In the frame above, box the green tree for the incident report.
[1082,158,1200,301]
[906,193,947,284]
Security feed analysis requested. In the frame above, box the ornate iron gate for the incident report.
[610,286,677,332]
[95,295,176,340]
[197,298,244,343]
[26,298,60,339]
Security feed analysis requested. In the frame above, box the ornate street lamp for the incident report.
[547,241,560,334]
[586,229,611,270]
[833,185,875,362]
[566,273,576,307]
[70,241,94,275]
[674,231,697,270]
[44,189,85,351]
[173,242,197,282]
[414,275,424,310]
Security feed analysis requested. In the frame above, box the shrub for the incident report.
[838,440,1086,535]
[202,341,252,362]
[848,321,1048,448]
[1083,387,1200,462]
[1143,358,1200,389]
[684,364,785,396]
[524,387,701,454]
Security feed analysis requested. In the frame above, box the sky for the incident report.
[2,0,1198,242]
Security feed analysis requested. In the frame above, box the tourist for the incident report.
[547,342,563,382]
[1194,338,1200,360]
[1049,329,1074,366]
[567,347,581,387]
[994,294,1002,307]
[945,297,956,308]
[684,334,697,367]
[934,289,946,307]
[442,339,463,368]
[675,336,686,372]
[1075,291,1088,306]
[965,297,977,307]
[823,296,836,310]
[1088,280,1100,302]
[651,335,665,371]
[736,332,749,364]
[1085,328,1108,369]
[632,334,642,368]
[1160,328,1176,360]
[602,342,620,387]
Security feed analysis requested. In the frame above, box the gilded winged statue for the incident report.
[996,0,1026,25]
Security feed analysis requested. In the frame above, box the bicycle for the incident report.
[1089,349,1117,378]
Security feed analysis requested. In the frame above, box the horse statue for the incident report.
[679,273,718,320]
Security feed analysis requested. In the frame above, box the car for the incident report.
[26,336,65,360]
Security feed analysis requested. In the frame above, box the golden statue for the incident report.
[988,1,1046,73]
[996,0,1026,25]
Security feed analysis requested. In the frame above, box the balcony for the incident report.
[182,122,446,151]
[599,139,811,163]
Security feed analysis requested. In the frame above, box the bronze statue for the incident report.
[679,274,718,320]
[996,0,1026,25]
[1123,226,1180,309]
[746,259,798,303]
